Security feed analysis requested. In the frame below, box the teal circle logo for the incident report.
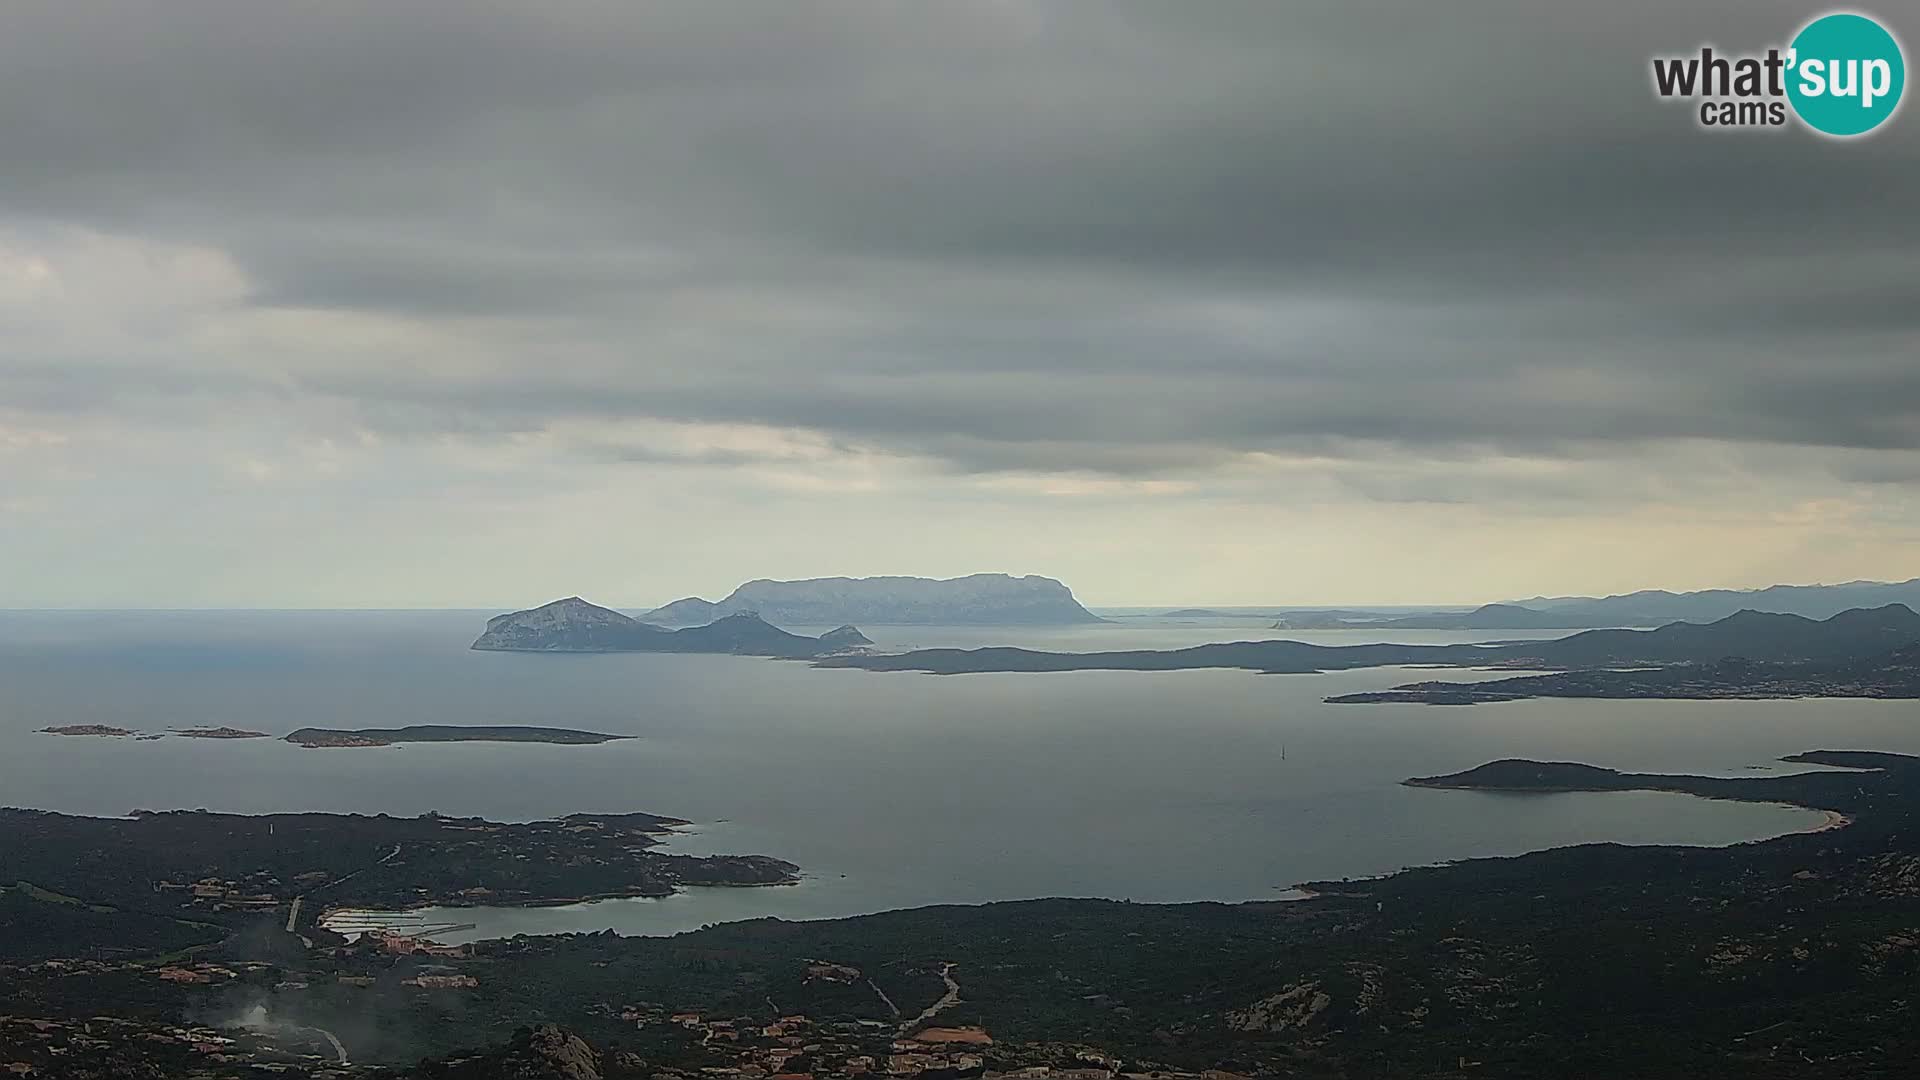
[1787,12,1905,136]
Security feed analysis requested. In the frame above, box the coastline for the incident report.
[1400,763,1859,846]
[315,874,806,935]
[1800,808,1854,834]
[328,763,1857,945]
[364,785,1830,945]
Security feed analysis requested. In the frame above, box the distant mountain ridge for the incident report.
[1333,634,1920,706]
[1276,603,1589,631]
[1513,604,1920,666]
[1257,577,1920,631]
[821,603,1920,675]
[642,573,1103,626]
[471,597,867,657]
[1511,577,1920,624]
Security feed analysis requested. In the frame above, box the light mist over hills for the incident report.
[1228,577,1920,631]
[470,571,1920,635]
[640,573,1103,626]
[1509,579,1920,624]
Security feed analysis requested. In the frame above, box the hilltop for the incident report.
[471,597,868,658]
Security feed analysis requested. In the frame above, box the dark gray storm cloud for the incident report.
[2,0,1916,478]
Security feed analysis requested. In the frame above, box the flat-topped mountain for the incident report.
[472,597,868,658]
[642,573,1103,626]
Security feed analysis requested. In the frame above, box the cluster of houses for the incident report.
[361,930,471,959]
[157,962,241,985]
[606,1002,1256,1080]
[612,1004,986,1079]
[0,1012,346,1078]
[154,873,287,912]
[8,956,145,979]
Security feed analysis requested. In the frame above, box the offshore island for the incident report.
[41,724,272,740]
[640,572,1105,626]
[472,596,872,656]
[285,725,632,748]
[469,574,1108,656]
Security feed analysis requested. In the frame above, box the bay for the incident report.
[2,609,1899,942]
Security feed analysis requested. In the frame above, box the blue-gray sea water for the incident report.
[3,609,1905,940]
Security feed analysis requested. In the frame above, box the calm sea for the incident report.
[4,609,1911,941]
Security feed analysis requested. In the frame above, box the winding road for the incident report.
[897,963,960,1036]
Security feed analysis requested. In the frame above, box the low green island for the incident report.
[284,725,632,748]
[1401,749,1900,818]
[41,724,272,740]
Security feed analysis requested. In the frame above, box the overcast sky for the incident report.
[3,1,1917,608]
